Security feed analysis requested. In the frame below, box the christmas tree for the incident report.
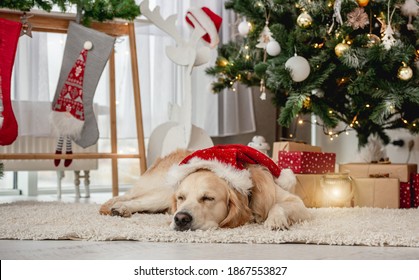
[0,0,140,24]
[206,0,419,146]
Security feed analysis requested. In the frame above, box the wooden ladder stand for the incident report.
[0,10,147,196]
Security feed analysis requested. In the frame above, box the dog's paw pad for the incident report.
[110,204,132,217]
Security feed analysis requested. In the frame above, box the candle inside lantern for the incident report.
[320,172,354,207]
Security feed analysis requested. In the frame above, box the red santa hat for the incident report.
[167,144,296,194]
[50,41,92,139]
[185,7,222,48]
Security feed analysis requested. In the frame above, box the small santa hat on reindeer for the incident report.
[166,144,296,194]
[185,6,222,48]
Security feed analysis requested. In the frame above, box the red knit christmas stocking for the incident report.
[0,18,22,146]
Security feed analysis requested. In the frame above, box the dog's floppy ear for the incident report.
[248,166,276,223]
[219,188,252,228]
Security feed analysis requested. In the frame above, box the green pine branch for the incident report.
[0,0,140,24]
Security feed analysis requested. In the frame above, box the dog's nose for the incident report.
[174,211,193,231]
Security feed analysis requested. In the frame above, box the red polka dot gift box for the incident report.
[400,173,419,209]
[277,151,336,174]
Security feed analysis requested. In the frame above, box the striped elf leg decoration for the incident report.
[54,136,64,167]
[64,136,73,167]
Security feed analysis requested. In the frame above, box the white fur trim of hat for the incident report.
[167,157,252,195]
[166,158,297,194]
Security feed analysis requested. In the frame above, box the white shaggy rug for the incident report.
[0,201,418,247]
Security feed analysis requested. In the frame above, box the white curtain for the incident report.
[10,0,255,140]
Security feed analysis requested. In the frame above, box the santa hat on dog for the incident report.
[185,7,222,48]
[167,144,296,194]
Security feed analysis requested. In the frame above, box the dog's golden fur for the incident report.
[100,149,310,231]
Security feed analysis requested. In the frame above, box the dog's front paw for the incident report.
[99,198,118,215]
[110,203,132,218]
[264,205,289,230]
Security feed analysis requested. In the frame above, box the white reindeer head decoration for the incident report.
[140,0,221,72]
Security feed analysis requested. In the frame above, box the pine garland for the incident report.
[207,0,419,147]
[0,0,140,24]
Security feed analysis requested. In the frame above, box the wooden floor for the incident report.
[1,239,419,260]
[1,193,419,260]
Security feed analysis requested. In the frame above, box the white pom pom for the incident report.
[276,168,297,192]
[84,41,93,50]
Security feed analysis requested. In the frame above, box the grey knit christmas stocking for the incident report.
[50,22,115,166]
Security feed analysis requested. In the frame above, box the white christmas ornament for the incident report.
[248,135,270,155]
[256,25,273,49]
[238,19,251,36]
[285,54,311,82]
[381,25,397,50]
[266,40,281,56]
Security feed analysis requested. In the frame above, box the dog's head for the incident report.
[170,170,252,231]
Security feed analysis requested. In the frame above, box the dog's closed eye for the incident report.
[201,195,215,202]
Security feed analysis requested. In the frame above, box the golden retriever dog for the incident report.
[100,145,310,231]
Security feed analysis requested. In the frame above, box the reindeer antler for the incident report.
[140,0,185,46]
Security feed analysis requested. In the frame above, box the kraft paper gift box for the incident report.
[353,178,400,208]
[339,163,417,183]
[278,151,336,174]
[272,141,321,163]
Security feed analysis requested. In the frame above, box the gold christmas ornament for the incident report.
[216,57,229,67]
[303,97,311,108]
[356,0,369,7]
[335,42,350,57]
[366,33,381,47]
[398,62,413,81]
[297,12,313,28]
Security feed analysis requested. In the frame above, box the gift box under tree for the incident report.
[278,151,336,174]
[339,163,418,209]
[272,141,321,163]
[401,173,419,208]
